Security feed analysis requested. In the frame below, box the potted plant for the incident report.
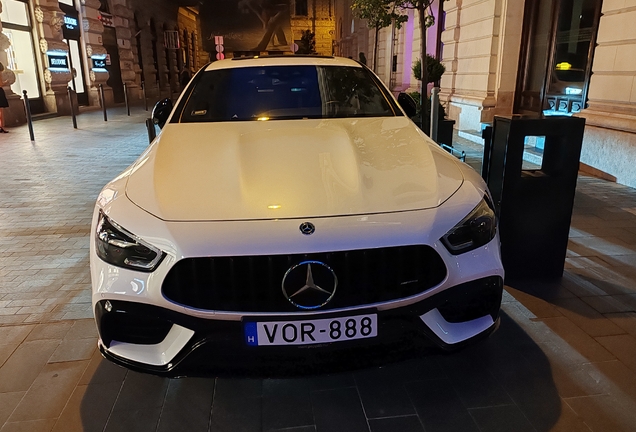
[412,55,455,146]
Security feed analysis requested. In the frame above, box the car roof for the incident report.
[204,55,362,71]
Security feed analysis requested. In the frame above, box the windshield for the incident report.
[177,65,398,122]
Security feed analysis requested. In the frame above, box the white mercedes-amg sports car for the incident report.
[90,56,503,375]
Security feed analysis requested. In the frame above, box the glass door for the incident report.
[59,1,89,105]
[66,39,88,105]
[543,0,601,115]
[514,0,602,116]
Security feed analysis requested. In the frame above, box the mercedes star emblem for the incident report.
[281,261,337,309]
[299,222,315,235]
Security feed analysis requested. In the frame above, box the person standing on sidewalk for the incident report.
[0,62,9,133]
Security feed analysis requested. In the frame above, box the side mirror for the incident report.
[151,98,173,129]
[397,93,417,118]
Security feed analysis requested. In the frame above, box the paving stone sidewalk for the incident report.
[1,109,636,431]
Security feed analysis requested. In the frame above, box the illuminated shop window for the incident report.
[1,0,41,98]
[0,0,29,26]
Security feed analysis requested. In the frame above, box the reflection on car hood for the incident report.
[125,117,464,221]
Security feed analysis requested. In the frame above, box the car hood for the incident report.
[125,117,464,221]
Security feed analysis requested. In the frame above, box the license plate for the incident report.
[244,314,377,346]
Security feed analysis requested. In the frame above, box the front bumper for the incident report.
[96,276,503,377]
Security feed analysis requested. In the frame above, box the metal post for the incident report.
[67,86,77,129]
[156,80,161,100]
[430,87,440,142]
[142,81,148,111]
[99,84,107,121]
[22,90,35,141]
[481,125,494,182]
[146,118,156,143]
[123,82,130,116]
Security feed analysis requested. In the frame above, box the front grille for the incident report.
[162,245,447,313]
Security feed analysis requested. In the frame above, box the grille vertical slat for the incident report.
[162,245,447,313]
[229,258,238,306]
[248,257,256,310]
[267,256,275,302]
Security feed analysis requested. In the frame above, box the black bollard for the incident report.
[430,87,440,142]
[156,80,161,100]
[98,84,107,121]
[481,125,493,182]
[146,118,156,143]
[22,90,35,141]
[142,81,148,111]
[123,82,130,116]
[67,87,77,129]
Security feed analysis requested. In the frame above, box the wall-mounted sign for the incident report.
[64,15,78,29]
[91,55,108,73]
[92,58,106,69]
[59,3,81,40]
[47,53,69,70]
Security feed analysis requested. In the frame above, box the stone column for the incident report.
[111,0,139,100]
[33,0,72,114]
[155,23,170,97]
[165,25,180,98]
[80,0,111,106]
[130,22,143,100]
[136,12,160,101]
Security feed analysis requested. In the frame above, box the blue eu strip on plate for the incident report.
[244,322,258,346]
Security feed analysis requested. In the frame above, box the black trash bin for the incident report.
[483,115,586,279]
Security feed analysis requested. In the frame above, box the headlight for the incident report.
[441,196,497,255]
[95,211,165,272]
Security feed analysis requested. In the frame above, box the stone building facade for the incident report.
[441,0,636,188]
[333,0,444,93]
[1,0,77,125]
[577,1,636,187]
[1,0,335,125]
[335,0,636,189]
[291,0,335,56]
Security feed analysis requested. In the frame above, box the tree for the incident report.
[351,0,408,72]
[394,0,437,128]
[412,55,446,83]
[297,29,316,54]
